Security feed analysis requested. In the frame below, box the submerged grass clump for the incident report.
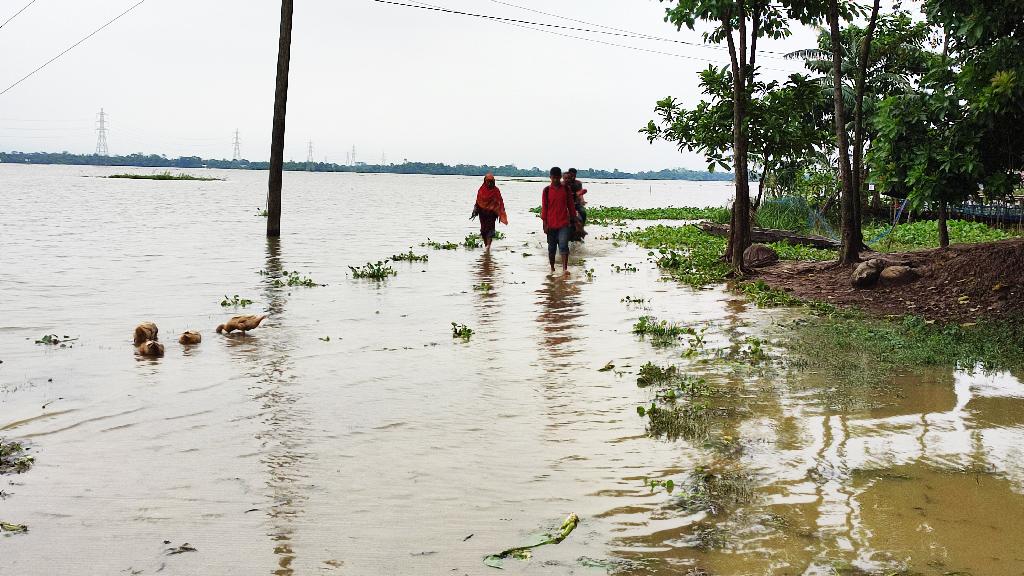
[390,249,429,263]
[109,171,221,181]
[349,261,396,280]
[632,315,688,346]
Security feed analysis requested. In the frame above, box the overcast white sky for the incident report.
[0,0,826,171]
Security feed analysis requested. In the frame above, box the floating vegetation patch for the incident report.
[473,282,492,292]
[451,322,474,341]
[1,521,28,535]
[390,249,429,263]
[463,234,482,249]
[0,439,33,475]
[34,334,77,347]
[255,207,269,217]
[483,513,579,569]
[739,280,802,308]
[422,238,459,250]
[584,268,595,279]
[349,261,396,280]
[271,270,325,287]
[611,262,639,273]
[220,294,253,308]
[109,171,221,181]
[533,205,731,223]
[621,295,648,305]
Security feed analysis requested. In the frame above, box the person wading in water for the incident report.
[541,166,577,276]
[471,172,507,251]
[564,168,587,227]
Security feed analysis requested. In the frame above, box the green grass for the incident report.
[109,171,221,181]
[792,313,1024,375]
[866,219,1021,252]
[422,238,459,250]
[390,249,429,262]
[633,315,689,346]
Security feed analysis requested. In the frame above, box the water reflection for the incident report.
[233,237,312,576]
[534,276,583,363]
[472,252,501,327]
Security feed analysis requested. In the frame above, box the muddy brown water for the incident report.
[2,165,1023,575]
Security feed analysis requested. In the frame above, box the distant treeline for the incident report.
[0,151,733,181]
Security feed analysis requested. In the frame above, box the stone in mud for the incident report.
[878,265,918,287]
[851,258,886,288]
[743,244,779,269]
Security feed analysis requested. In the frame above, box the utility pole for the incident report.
[266,0,293,238]
[232,129,242,161]
[306,140,314,171]
[95,108,109,156]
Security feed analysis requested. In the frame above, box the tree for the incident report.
[267,0,294,238]
[655,0,826,271]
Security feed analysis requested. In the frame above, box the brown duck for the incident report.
[133,322,158,345]
[179,330,202,345]
[136,340,165,357]
[216,315,268,335]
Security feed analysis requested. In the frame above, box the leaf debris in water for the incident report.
[483,512,579,569]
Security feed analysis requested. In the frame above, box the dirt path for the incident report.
[753,238,1024,323]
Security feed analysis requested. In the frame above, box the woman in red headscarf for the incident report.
[472,172,508,251]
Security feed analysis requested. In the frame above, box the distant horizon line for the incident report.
[0,150,736,181]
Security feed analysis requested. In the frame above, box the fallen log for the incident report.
[696,221,840,249]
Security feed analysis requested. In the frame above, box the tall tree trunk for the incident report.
[937,201,949,248]
[724,11,752,271]
[851,0,881,251]
[266,0,294,238]
[828,0,857,264]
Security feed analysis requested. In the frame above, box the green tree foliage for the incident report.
[654,0,830,271]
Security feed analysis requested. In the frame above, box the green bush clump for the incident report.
[866,219,1020,251]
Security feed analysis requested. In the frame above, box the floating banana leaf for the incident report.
[483,512,579,569]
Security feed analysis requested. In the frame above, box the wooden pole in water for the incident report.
[266,0,293,238]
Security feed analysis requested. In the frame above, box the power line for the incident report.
[374,0,795,61]
[485,0,793,58]
[0,0,149,97]
[0,0,38,31]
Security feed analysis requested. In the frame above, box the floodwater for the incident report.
[1,164,1023,575]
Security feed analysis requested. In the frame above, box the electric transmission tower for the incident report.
[232,129,242,161]
[95,108,109,156]
[351,145,357,165]
[306,140,314,171]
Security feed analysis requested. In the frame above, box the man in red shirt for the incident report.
[540,166,577,275]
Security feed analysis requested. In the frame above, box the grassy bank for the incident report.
[613,224,834,287]
[109,171,222,181]
[866,219,1022,252]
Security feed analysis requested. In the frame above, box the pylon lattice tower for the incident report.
[95,108,109,156]
[306,141,314,171]
[232,129,242,161]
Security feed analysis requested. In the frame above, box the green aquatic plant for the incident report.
[644,477,676,494]
[463,234,482,249]
[390,249,429,262]
[611,262,639,273]
[0,440,33,475]
[473,282,492,292]
[675,469,756,516]
[584,268,595,279]
[632,316,687,346]
[621,295,648,304]
[220,294,253,308]
[349,261,396,280]
[740,280,802,308]
[33,334,77,347]
[255,207,269,217]
[422,238,459,250]
[866,219,1021,252]
[272,270,324,287]
[536,205,731,223]
[451,322,474,341]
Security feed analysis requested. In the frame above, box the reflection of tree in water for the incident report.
[534,276,583,367]
[226,238,311,576]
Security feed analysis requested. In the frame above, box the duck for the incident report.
[216,314,268,335]
[179,330,202,345]
[134,322,159,345]
[136,340,165,357]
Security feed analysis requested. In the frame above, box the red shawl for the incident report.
[476,183,508,225]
